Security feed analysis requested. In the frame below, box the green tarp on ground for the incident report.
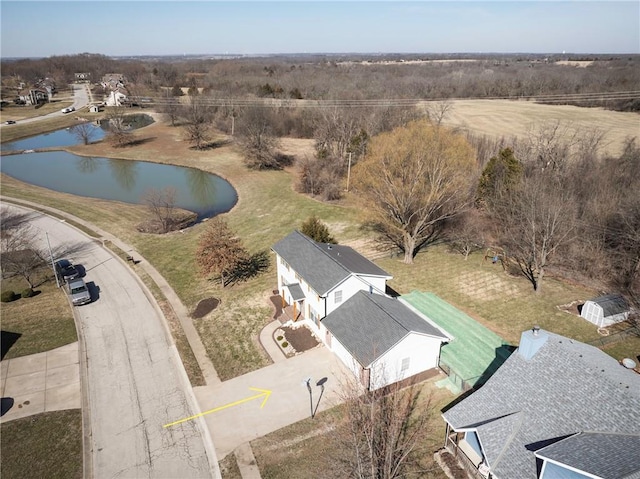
[402,291,513,392]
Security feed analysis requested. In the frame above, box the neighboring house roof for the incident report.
[442,329,640,479]
[535,432,640,479]
[402,291,512,389]
[322,290,448,367]
[587,293,629,317]
[272,231,391,295]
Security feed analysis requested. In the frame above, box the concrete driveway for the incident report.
[193,346,353,459]
[1,204,218,478]
[0,342,80,421]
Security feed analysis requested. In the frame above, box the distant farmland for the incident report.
[439,99,639,156]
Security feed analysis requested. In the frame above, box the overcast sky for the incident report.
[1,1,638,58]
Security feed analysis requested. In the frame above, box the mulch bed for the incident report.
[281,325,319,352]
[192,297,220,319]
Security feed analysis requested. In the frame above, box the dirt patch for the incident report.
[192,297,220,319]
[557,299,585,317]
[281,325,319,352]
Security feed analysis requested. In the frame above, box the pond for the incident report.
[0,119,238,220]
[0,114,154,151]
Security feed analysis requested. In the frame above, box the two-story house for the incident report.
[272,231,449,390]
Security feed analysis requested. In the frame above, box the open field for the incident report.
[440,99,639,157]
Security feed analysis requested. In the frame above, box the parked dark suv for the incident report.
[55,259,79,284]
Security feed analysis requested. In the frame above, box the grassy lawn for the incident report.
[0,274,76,359]
[0,409,83,479]
[1,110,637,479]
[377,246,603,346]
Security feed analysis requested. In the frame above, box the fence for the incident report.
[588,324,639,349]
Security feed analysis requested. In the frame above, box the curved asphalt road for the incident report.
[4,204,218,478]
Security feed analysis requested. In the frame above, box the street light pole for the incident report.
[46,232,59,288]
[306,378,314,419]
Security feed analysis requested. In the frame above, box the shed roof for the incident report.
[588,293,629,317]
[322,291,447,367]
[401,291,511,387]
[272,231,391,296]
[442,329,640,479]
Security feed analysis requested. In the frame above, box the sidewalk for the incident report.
[0,342,80,423]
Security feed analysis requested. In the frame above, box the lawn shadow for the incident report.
[1,330,22,360]
[1,397,15,416]
[226,250,271,286]
[125,137,157,147]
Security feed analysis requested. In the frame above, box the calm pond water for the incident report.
[1,114,154,151]
[0,119,238,220]
[1,124,107,151]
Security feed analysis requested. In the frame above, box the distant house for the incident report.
[74,72,91,82]
[580,293,629,327]
[18,87,50,105]
[441,327,640,479]
[272,231,450,390]
[105,89,127,107]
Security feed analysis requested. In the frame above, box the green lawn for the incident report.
[0,409,83,479]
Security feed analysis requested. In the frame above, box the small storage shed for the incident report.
[580,294,629,327]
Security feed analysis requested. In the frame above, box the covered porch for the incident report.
[277,283,306,323]
[442,424,490,479]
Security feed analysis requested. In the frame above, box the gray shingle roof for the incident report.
[442,329,640,479]
[589,293,629,317]
[535,432,640,479]
[322,291,447,367]
[272,231,390,295]
[284,283,305,301]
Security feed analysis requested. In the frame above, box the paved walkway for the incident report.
[0,342,80,422]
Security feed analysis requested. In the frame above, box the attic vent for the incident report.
[327,245,332,250]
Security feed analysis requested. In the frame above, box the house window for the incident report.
[401,357,410,372]
[334,290,343,304]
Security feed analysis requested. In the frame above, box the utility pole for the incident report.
[46,232,59,288]
[346,152,352,192]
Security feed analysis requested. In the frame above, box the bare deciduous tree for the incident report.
[495,173,576,293]
[236,106,282,169]
[423,99,453,127]
[71,122,99,145]
[141,187,178,233]
[0,209,47,289]
[182,96,214,150]
[335,378,433,479]
[106,105,132,147]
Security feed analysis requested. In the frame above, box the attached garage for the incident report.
[580,294,629,328]
[321,291,449,391]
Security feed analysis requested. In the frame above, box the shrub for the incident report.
[281,342,289,348]
[1,290,19,303]
[276,335,283,341]
[22,288,36,298]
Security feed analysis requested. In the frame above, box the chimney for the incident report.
[518,326,548,360]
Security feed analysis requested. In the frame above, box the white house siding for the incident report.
[275,254,389,323]
[326,335,364,385]
[369,334,442,390]
[325,331,442,391]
